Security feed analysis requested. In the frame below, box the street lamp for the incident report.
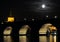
[24,18,27,21]
[46,15,49,18]
[54,16,57,19]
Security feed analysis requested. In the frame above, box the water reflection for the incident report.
[3,35,57,42]
[3,36,12,42]
[49,35,57,42]
[19,36,29,42]
[54,36,56,42]
[39,36,48,42]
[39,35,57,42]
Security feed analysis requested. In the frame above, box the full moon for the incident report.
[41,4,46,8]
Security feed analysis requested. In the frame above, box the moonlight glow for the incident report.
[41,4,46,8]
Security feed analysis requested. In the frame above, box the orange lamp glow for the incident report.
[7,17,14,22]
[49,26,57,32]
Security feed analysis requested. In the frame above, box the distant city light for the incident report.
[54,16,57,19]
[41,4,46,8]
[1,22,4,24]
[24,18,27,21]
[54,32,56,34]
[46,15,48,18]
[32,19,34,21]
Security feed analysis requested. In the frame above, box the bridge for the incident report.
[3,23,57,36]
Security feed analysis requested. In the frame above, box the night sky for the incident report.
[0,0,60,21]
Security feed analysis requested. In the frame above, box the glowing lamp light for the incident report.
[24,18,27,21]
[46,15,48,18]
[54,16,57,19]
[49,26,57,32]
[32,19,34,21]
[7,17,14,22]
[41,4,46,8]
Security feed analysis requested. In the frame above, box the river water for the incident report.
[3,34,57,42]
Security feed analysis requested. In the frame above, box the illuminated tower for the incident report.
[7,9,15,22]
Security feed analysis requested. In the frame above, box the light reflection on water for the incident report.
[39,35,57,42]
[54,36,56,42]
[3,36,12,42]
[49,35,57,42]
[39,36,48,42]
[19,36,28,42]
[3,35,57,42]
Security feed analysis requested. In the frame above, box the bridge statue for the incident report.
[39,23,57,35]
[3,26,12,36]
[19,25,31,35]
